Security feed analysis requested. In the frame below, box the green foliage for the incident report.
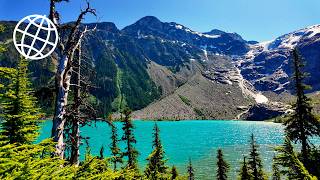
[284,48,320,162]
[0,22,163,118]
[0,57,41,144]
[0,138,137,179]
[92,53,118,116]
[178,95,191,106]
[0,138,76,179]
[0,25,5,53]
[0,58,137,179]
[120,108,139,170]
[109,115,123,171]
[144,123,169,179]
[193,108,205,119]
[187,158,195,180]
[111,68,127,113]
[239,157,251,180]
[271,156,281,180]
[117,51,161,110]
[171,165,179,180]
[247,134,266,180]
[308,146,320,177]
[275,137,317,180]
[216,149,229,180]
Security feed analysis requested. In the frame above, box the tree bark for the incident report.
[51,55,72,158]
[49,0,96,159]
[70,45,81,165]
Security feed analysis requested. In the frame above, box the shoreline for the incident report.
[40,118,279,123]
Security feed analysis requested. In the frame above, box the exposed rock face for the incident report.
[239,24,320,93]
[240,102,290,121]
[122,16,250,56]
[134,55,254,120]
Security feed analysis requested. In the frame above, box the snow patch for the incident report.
[278,34,301,49]
[175,24,183,30]
[236,67,269,104]
[307,24,320,38]
[201,34,221,39]
[173,24,221,39]
[203,49,209,61]
[259,40,273,51]
[255,93,268,104]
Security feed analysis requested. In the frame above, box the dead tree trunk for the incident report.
[49,0,96,159]
[52,55,71,158]
[70,44,81,165]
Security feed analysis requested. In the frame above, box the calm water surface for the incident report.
[38,120,302,179]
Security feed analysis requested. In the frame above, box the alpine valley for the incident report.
[1,16,320,120]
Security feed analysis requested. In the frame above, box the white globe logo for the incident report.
[13,14,58,60]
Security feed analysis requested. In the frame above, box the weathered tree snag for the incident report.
[67,28,97,164]
[49,0,96,159]
[70,43,81,165]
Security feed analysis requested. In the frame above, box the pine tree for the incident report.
[284,48,320,163]
[0,25,5,53]
[0,57,41,144]
[187,158,195,180]
[216,149,229,180]
[171,165,178,180]
[248,134,265,180]
[239,156,251,180]
[99,145,104,159]
[272,156,281,180]
[144,123,168,179]
[308,146,320,177]
[275,137,317,179]
[109,115,122,171]
[121,108,139,169]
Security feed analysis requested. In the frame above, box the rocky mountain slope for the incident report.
[1,17,320,120]
[239,24,320,92]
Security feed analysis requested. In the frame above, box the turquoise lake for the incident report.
[38,120,308,179]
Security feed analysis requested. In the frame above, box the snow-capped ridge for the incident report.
[266,24,320,51]
[170,23,221,39]
[243,24,320,62]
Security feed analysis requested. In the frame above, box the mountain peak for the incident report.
[122,16,163,34]
[205,29,226,35]
[135,16,162,25]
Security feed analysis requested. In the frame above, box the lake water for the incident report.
[38,120,292,179]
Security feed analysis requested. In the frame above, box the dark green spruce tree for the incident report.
[0,25,5,53]
[171,165,178,180]
[272,155,281,180]
[121,108,139,170]
[0,57,41,144]
[284,48,320,163]
[248,134,265,180]
[216,149,229,180]
[239,156,251,180]
[99,145,104,159]
[109,115,123,171]
[275,137,316,179]
[144,123,168,179]
[187,158,195,180]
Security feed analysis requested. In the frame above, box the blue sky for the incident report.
[0,0,319,41]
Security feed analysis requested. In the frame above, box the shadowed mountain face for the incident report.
[0,17,319,119]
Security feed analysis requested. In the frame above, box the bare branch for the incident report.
[64,3,96,55]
